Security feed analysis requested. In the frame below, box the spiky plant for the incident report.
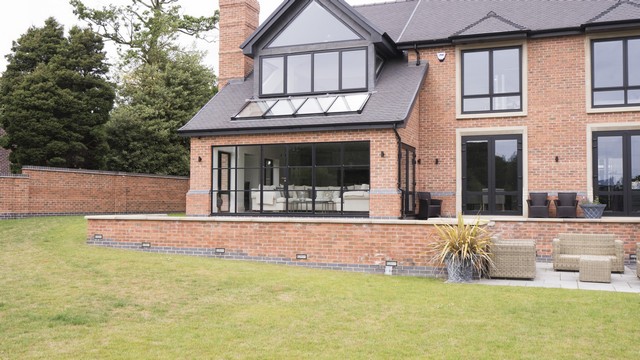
[431,213,493,277]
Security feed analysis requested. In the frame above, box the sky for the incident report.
[0,0,389,74]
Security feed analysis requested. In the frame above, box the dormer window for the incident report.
[260,49,367,96]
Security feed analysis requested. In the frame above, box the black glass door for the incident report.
[593,131,640,216]
[462,135,522,215]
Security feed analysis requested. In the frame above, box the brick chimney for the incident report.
[218,0,260,88]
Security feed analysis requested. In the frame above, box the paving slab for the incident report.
[476,262,640,293]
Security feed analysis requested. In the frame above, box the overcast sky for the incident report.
[0,0,388,74]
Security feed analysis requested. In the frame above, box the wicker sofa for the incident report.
[552,233,624,273]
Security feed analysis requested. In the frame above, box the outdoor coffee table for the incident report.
[579,255,611,283]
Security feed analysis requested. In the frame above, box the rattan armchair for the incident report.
[417,192,442,219]
[554,192,578,218]
[527,192,550,218]
[489,239,536,279]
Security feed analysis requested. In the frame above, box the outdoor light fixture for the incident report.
[296,254,308,260]
[555,156,559,162]
[198,156,202,162]
[215,248,225,254]
[384,260,397,276]
[380,151,385,158]
[435,158,439,165]
[141,242,151,248]
[417,159,421,164]
[93,234,103,240]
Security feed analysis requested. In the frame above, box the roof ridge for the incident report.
[452,10,527,37]
[587,0,640,23]
[351,0,417,8]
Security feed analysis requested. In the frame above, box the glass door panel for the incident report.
[596,136,624,214]
[463,136,522,215]
[631,135,640,214]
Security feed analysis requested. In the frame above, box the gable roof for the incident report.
[241,0,392,57]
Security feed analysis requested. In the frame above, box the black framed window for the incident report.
[260,49,367,96]
[461,46,522,114]
[462,135,522,215]
[591,37,640,108]
[593,130,640,216]
[211,141,370,216]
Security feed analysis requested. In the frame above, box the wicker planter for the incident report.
[445,257,473,283]
[580,204,606,219]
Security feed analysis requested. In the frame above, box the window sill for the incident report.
[456,110,527,120]
[587,105,640,114]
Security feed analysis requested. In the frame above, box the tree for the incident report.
[0,18,115,172]
[70,0,218,67]
[104,51,215,176]
[71,0,218,176]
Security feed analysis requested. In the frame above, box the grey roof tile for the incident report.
[587,0,640,23]
[179,58,428,135]
[351,0,640,43]
[453,11,527,37]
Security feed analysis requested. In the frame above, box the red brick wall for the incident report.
[187,129,402,218]
[218,0,259,88]
[0,166,188,218]
[86,217,640,277]
[0,174,29,216]
[416,36,639,215]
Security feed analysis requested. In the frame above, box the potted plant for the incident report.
[579,197,606,219]
[431,213,493,283]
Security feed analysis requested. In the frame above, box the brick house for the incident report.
[87,0,640,276]
[179,0,640,219]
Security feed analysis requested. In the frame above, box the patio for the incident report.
[477,262,640,293]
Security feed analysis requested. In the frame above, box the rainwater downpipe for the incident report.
[413,44,421,66]
[393,124,404,219]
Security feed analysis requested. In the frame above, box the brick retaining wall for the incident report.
[1,166,189,219]
[86,216,640,278]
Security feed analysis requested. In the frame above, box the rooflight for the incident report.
[233,93,370,120]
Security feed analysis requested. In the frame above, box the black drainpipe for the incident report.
[413,44,421,66]
[393,124,404,219]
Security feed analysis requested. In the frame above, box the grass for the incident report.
[1,217,639,359]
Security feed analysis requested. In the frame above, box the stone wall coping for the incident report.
[22,165,188,180]
[85,214,640,225]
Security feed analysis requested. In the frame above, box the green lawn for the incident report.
[0,217,638,359]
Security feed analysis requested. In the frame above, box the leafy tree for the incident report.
[0,18,114,172]
[71,0,218,176]
[104,51,216,176]
[70,0,218,66]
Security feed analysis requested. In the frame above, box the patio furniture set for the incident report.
[526,192,580,218]
[489,233,638,283]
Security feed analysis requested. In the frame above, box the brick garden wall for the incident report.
[86,216,640,278]
[0,166,189,219]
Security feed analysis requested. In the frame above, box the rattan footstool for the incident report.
[579,255,611,283]
[489,240,536,279]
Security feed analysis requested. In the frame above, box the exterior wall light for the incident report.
[296,254,308,260]
[385,260,397,275]
[215,248,225,254]
[141,242,151,248]
[380,151,385,158]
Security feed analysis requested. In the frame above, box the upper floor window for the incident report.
[591,37,640,108]
[261,49,367,96]
[267,1,361,48]
[461,46,522,114]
